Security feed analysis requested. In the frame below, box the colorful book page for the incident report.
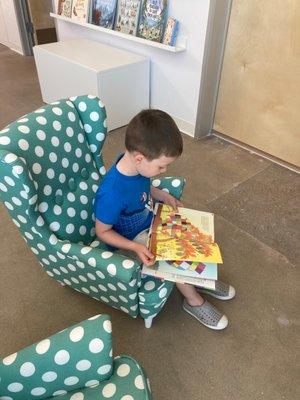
[142,262,216,290]
[149,204,223,263]
[164,261,218,281]
[172,261,206,274]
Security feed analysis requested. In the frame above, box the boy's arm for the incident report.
[151,186,183,211]
[95,220,154,265]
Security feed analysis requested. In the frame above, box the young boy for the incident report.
[94,109,235,330]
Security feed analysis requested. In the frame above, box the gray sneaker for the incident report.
[197,281,236,300]
[183,299,228,330]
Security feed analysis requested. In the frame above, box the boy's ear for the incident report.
[133,151,145,164]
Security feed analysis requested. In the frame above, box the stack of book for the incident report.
[57,0,180,46]
[142,204,223,290]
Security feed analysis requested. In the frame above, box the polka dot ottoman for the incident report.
[0,314,152,399]
[0,95,186,328]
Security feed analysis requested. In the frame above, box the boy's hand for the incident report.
[132,243,155,266]
[161,191,183,212]
[151,186,183,212]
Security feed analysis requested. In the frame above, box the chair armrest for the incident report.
[151,176,186,199]
[108,355,152,399]
[55,355,152,400]
[58,240,141,284]
[0,315,113,400]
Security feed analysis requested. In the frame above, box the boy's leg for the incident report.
[196,281,236,300]
[133,229,149,246]
[176,282,204,306]
[177,282,229,330]
[128,231,230,330]
[115,229,150,260]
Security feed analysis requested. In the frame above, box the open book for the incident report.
[142,204,222,289]
[142,261,217,289]
[148,204,222,263]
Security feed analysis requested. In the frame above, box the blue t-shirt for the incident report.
[94,155,153,240]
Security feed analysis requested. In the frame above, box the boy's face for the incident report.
[134,153,176,178]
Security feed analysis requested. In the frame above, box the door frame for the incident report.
[13,0,36,55]
[195,0,232,139]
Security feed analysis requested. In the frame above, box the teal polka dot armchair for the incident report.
[0,95,186,328]
[0,314,152,399]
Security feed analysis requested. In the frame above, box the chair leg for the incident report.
[144,316,154,328]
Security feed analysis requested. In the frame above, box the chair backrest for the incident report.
[0,314,113,400]
[0,95,107,246]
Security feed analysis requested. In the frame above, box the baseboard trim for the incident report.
[0,40,24,55]
[10,46,24,55]
[213,130,300,173]
[108,115,196,138]
[172,116,195,138]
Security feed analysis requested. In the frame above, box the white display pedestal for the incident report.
[33,38,150,130]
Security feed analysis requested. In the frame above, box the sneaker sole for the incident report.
[183,305,228,330]
[197,289,235,301]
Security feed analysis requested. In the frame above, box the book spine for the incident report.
[169,20,179,46]
[163,18,179,46]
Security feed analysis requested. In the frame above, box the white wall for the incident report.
[52,0,211,136]
[0,0,24,54]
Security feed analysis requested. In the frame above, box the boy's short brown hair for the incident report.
[125,109,183,160]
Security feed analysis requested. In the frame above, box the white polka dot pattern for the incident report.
[151,176,186,200]
[2,353,17,365]
[0,315,120,400]
[0,96,110,248]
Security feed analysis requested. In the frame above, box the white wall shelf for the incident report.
[50,13,186,53]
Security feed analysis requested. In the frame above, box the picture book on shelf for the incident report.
[58,0,73,17]
[90,0,118,28]
[71,0,90,22]
[148,204,223,264]
[114,0,142,36]
[138,0,168,42]
[162,17,179,46]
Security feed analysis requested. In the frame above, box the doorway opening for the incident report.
[15,0,57,56]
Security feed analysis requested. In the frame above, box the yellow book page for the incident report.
[155,240,223,263]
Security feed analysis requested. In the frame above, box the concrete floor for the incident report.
[0,44,299,400]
